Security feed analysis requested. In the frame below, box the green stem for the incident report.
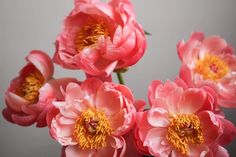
[116,72,125,85]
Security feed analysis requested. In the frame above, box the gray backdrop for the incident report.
[0,0,235,156]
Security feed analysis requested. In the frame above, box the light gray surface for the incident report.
[0,0,235,156]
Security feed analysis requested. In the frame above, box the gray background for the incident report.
[0,0,235,156]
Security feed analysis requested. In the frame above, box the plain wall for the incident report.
[0,0,235,156]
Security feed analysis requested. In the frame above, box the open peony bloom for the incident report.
[3,50,53,126]
[49,78,136,157]
[53,0,146,76]
[135,80,234,157]
[177,32,236,108]
[2,50,78,127]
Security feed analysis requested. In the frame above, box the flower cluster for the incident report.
[2,0,236,157]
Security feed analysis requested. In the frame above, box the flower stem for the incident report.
[116,72,125,85]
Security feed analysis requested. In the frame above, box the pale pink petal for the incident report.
[50,117,77,146]
[188,144,209,157]
[5,92,31,112]
[202,36,227,55]
[39,78,79,102]
[65,145,95,157]
[147,107,169,127]
[144,128,171,157]
[148,80,163,106]
[177,32,204,65]
[26,50,54,81]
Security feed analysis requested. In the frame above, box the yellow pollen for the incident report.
[73,109,112,150]
[194,54,229,81]
[167,114,204,156]
[75,22,110,52]
[17,71,44,103]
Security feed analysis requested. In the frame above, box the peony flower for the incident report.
[174,77,236,147]
[2,50,78,127]
[53,0,146,76]
[177,32,236,108]
[49,78,136,157]
[135,80,232,157]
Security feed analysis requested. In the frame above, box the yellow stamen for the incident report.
[194,54,229,81]
[75,22,110,52]
[73,109,112,150]
[167,114,204,156]
[17,71,44,103]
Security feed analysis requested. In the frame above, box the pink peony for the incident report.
[177,32,236,108]
[53,0,146,76]
[135,80,232,157]
[49,78,136,157]
[2,50,78,127]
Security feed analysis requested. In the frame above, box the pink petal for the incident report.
[134,99,146,112]
[109,109,125,135]
[218,118,236,145]
[85,73,113,82]
[114,84,134,103]
[5,92,30,112]
[46,107,59,127]
[188,144,209,157]
[26,50,54,81]
[208,144,229,157]
[35,107,49,127]
[202,36,227,55]
[198,111,220,144]
[144,128,171,157]
[80,78,103,101]
[50,117,77,146]
[177,32,204,65]
[174,77,188,90]
[179,64,194,87]
[39,78,79,102]
[178,88,206,114]
[11,114,37,126]
[65,145,95,157]
[95,83,122,116]
[2,107,15,123]
[147,107,169,127]
[123,130,143,157]
[148,80,163,106]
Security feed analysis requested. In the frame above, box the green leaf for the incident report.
[144,30,151,36]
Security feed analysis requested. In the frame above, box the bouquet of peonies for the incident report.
[2,0,236,157]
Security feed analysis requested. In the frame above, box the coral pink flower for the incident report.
[2,50,78,127]
[53,0,146,76]
[177,32,236,108]
[49,78,136,157]
[135,80,231,157]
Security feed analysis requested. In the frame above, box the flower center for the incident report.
[73,109,112,150]
[17,71,44,103]
[194,54,229,81]
[75,22,110,52]
[167,114,204,156]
